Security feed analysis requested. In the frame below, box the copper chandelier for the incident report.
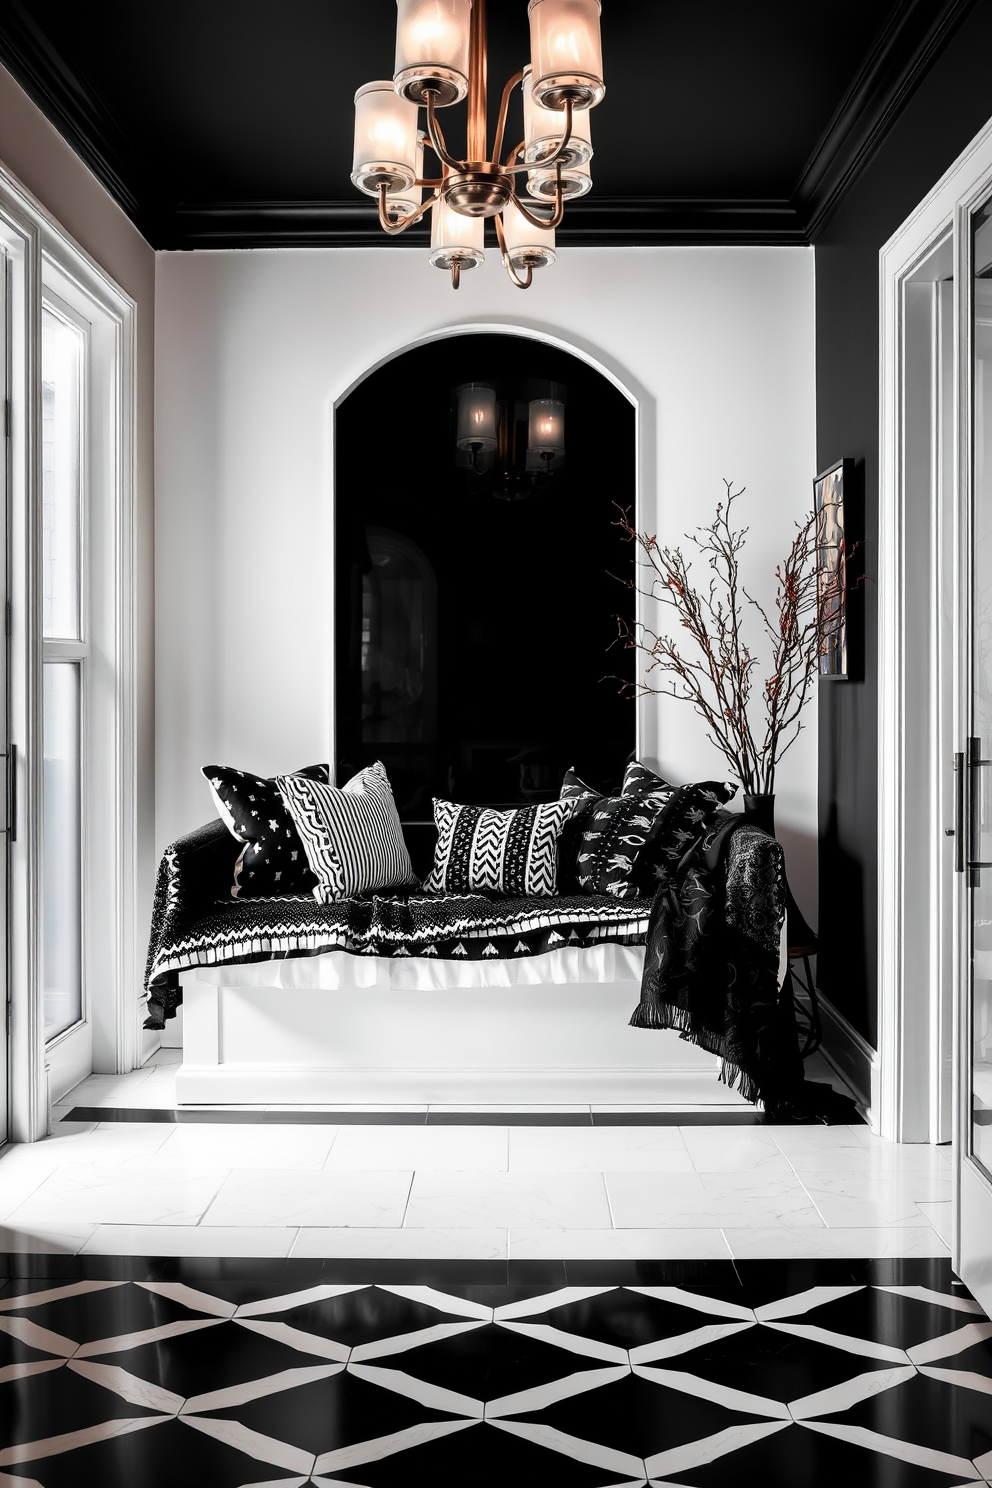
[351,0,605,289]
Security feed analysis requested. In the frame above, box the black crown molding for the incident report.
[169,196,807,250]
[0,0,158,241]
[794,0,979,239]
[0,0,979,251]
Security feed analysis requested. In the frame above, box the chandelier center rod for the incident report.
[467,0,488,164]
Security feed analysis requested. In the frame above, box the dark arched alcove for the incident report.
[335,331,635,873]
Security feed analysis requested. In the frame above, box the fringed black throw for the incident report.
[630,813,805,1107]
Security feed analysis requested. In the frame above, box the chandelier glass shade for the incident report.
[351,0,604,289]
[454,380,566,499]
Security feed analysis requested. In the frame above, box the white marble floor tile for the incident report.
[508,1127,692,1173]
[0,1162,68,1222]
[58,1070,158,1105]
[606,1170,825,1230]
[122,1071,178,1108]
[770,1123,874,1154]
[508,1228,734,1260]
[916,1201,953,1245]
[203,1169,412,1228]
[79,1225,299,1257]
[797,1172,951,1227]
[852,1127,950,1156]
[0,1222,97,1254]
[151,1124,337,1170]
[681,1127,793,1174]
[5,1164,228,1226]
[724,1226,950,1259]
[143,1048,183,1067]
[2,1124,176,1172]
[784,1144,952,1176]
[405,1171,612,1230]
[324,1125,508,1172]
[292,1227,507,1259]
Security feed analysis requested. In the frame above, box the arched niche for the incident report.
[334,330,636,872]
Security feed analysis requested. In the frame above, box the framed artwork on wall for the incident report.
[814,457,852,680]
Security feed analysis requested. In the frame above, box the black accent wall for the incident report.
[816,2,992,1046]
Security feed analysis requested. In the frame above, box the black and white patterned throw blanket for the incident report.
[629,813,805,1106]
[143,819,652,1030]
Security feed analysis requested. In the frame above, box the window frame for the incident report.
[0,162,137,1140]
[40,288,90,1050]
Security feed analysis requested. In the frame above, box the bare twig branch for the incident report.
[613,486,846,794]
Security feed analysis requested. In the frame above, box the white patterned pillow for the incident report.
[277,762,417,903]
[425,797,575,897]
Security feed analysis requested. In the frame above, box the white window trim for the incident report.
[0,161,137,1142]
[40,287,92,1063]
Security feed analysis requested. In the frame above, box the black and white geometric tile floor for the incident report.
[2,1257,991,1487]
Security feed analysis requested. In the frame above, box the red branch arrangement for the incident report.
[615,480,842,797]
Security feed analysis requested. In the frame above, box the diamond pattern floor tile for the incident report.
[0,1259,990,1487]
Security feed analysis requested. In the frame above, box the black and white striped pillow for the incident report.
[277,762,417,903]
[424,797,575,897]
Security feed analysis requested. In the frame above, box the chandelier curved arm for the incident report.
[492,69,524,168]
[377,185,441,235]
[494,211,533,290]
[509,168,565,230]
[523,97,575,171]
[425,91,466,172]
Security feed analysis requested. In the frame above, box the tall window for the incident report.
[41,300,86,1041]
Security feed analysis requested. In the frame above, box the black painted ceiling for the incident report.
[0,0,977,248]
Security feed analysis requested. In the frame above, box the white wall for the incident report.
[155,244,818,920]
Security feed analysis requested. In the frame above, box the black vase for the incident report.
[742,793,817,956]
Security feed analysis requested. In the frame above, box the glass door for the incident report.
[960,200,992,1301]
[0,249,8,1148]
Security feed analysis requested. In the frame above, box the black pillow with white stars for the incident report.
[202,762,329,898]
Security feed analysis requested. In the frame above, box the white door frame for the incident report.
[0,162,138,1142]
[878,115,992,1147]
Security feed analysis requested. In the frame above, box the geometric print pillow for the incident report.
[558,759,736,900]
[424,797,575,897]
[620,761,737,896]
[557,768,605,894]
[276,761,417,903]
[202,761,329,899]
[561,783,675,900]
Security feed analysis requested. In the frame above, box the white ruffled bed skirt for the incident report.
[194,942,646,992]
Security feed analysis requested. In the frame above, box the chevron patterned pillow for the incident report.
[277,761,417,903]
[424,797,576,897]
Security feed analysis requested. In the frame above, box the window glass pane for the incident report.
[43,662,81,1040]
[41,306,82,640]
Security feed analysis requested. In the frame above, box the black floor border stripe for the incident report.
[62,1105,787,1128]
[0,1253,962,1290]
